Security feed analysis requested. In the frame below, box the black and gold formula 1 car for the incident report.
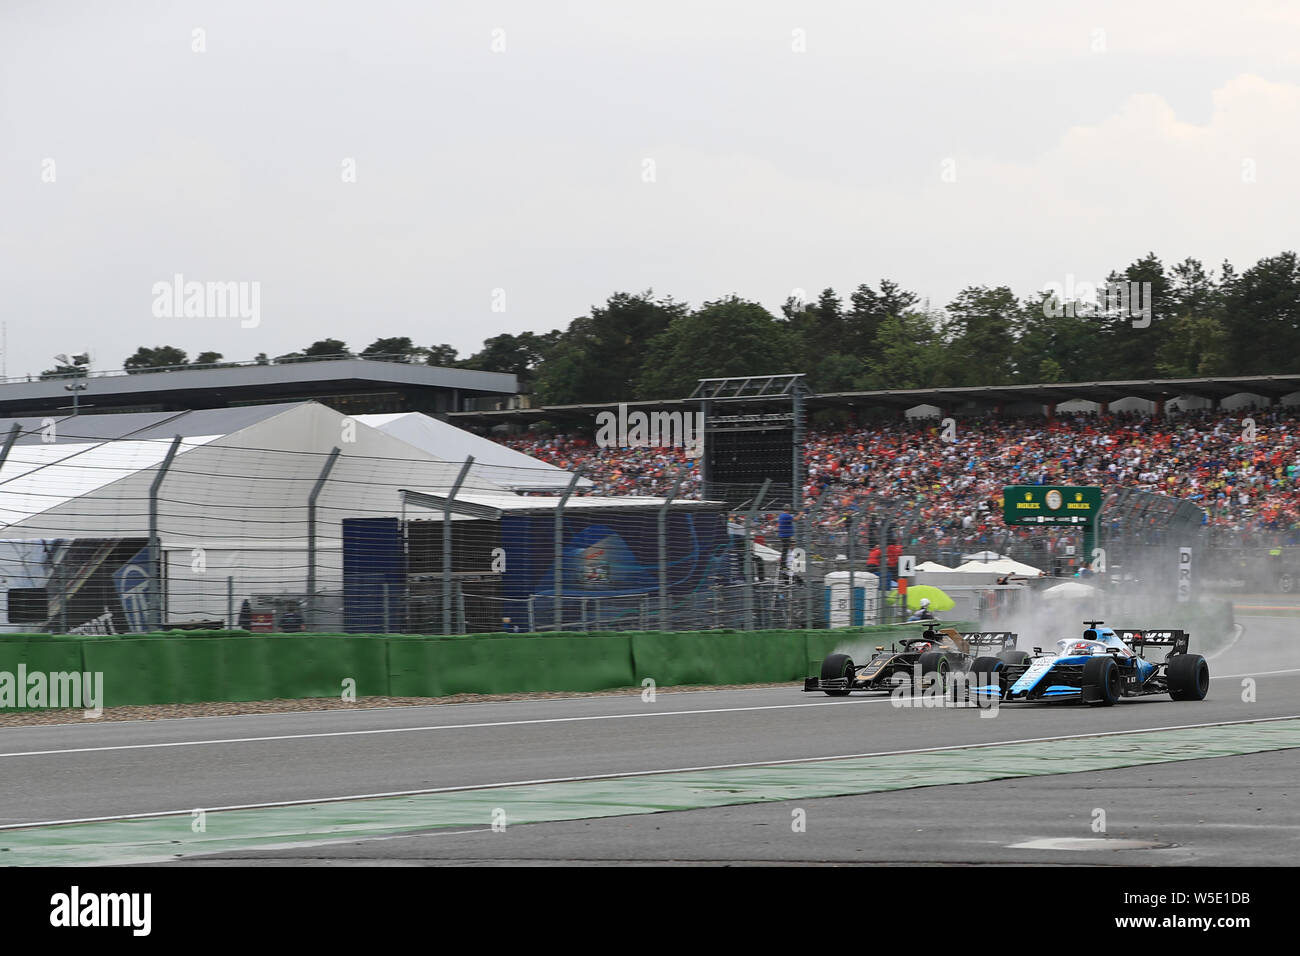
[803,628,1021,696]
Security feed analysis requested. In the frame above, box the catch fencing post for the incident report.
[443,456,475,635]
[874,515,894,625]
[147,436,183,632]
[0,422,20,473]
[801,488,829,629]
[306,447,341,632]
[743,480,771,631]
[658,466,689,630]
[899,507,918,621]
[847,513,857,626]
[555,469,583,631]
[227,575,234,629]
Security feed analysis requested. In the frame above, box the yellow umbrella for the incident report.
[905,585,955,611]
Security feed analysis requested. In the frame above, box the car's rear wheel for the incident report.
[820,653,855,697]
[918,651,949,692]
[1082,655,1120,706]
[1167,653,1210,701]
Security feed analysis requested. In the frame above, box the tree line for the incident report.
[524,249,1300,401]
[51,249,1300,397]
[40,334,555,381]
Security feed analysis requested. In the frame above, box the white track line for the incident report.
[1205,623,1246,660]
[3,714,1296,831]
[3,667,1298,759]
[0,697,895,758]
[30,684,797,728]
[1210,667,1300,680]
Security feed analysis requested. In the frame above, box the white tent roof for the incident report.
[1041,581,1100,599]
[0,404,313,529]
[0,402,717,543]
[356,413,590,492]
[0,436,223,527]
[915,560,954,572]
[0,402,514,539]
[0,402,537,627]
[954,558,1044,575]
[961,550,1003,562]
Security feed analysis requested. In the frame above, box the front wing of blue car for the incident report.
[970,655,1150,702]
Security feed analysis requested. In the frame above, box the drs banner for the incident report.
[1177,547,1192,603]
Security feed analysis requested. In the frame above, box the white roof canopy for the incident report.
[915,560,954,572]
[357,413,590,492]
[953,558,1044,575]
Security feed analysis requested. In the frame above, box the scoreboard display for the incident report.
[703,412,798,507]
[1003,486,1102,526]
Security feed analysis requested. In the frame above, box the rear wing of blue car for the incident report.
[1114,629,1190,657]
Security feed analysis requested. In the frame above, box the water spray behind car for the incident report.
[989,548,1237,661]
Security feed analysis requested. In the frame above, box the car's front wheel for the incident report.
[1082,655,1120,706]
[968,656,1003,697]
[918,651,949,692]
[820,653,855,697]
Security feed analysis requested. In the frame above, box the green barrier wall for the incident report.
[0,637,86,678]
[0,623,976,711]
[630,630,808,686]
[387,633,637,698]
[0,638,87,708]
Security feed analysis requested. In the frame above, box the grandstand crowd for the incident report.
[495,406,1300,545]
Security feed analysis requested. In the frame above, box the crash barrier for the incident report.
[0,622,976,710]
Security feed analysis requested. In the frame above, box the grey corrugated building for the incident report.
[0,356,518,418]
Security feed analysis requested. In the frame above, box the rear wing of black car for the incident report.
[962,631,1018,651]
[923,628,1017,651]
[1114,629,1190,657]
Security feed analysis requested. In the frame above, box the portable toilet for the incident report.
[823,570,880,627]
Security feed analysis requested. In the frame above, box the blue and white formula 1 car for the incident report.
[967,621,1209,706]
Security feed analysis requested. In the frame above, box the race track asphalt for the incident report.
[1,615,1296,865]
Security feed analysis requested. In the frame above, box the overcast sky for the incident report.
[2,1,1299,378]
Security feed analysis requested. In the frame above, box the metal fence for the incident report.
[0,426,946,634]
[0,419,1285,637]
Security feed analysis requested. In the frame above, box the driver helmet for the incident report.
[919,598,931,608]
